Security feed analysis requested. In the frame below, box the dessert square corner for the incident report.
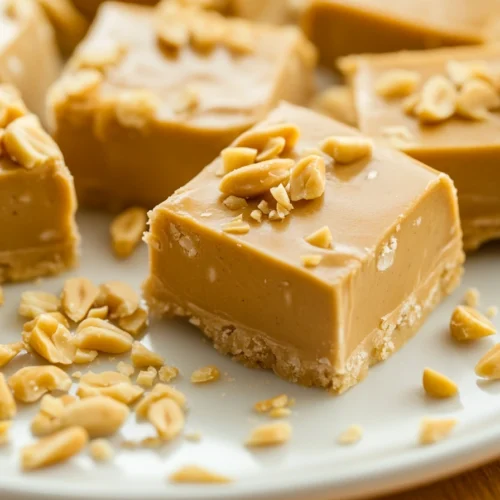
[143,102,464,394]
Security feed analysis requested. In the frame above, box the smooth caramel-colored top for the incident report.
[161,102,445,284]
[351,44,500,151]
[69,1,313,130]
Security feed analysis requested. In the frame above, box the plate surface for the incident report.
[1,211,499,500]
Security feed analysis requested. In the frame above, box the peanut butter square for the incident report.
[301,0,500,69]
[48,1,316,210]
[143,102,464,393]
[0,0,61,120]
[344,44,500,251]
[0,85,79,283]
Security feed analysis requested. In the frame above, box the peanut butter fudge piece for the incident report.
[48,2,316,210]
[344,44,500,251]
[301,0,500,69]
[143,102,464,393]
[0,85,79,283]
[0,0,61,119]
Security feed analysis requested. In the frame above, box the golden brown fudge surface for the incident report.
[301,0,500,69]
[143,102,464,393]
[0,85,79,283]
[0,0,61,120]
[49,2,316,210]
[348,44,500,251]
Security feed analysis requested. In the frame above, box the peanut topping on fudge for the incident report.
[375,70,421,99]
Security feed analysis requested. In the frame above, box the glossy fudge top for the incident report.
[160,102,448,284]
[350,44,500,151]
[66,1,313,130]
[312,0,500,40]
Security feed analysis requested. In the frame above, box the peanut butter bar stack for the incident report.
[144,103,464,393]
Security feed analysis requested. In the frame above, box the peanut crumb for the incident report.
[250,210,262,223]
[158,365,179,383]
[419,418,457,445]
[464,288,480,307]
[117,361,135,377]
[305,226,332,249]
[416,75,456,123]
[475,344,500,379]
[131,341,164,369]
[223,195,248,211]
[72,371,82,379]
[450,305,495,341]
[220,147,257,175]
[110,207,147,259]
[169,465,231,484]
[486,306,498,319]
[136,367,157,387]
[301,254,323,267]
[254,394,290,413]
[89,439,114,462]
[320,135,373,164]
[191,365,220,384]
[375,69,421,99]
[245,421,292,447]
[257,200,270,215]
[221,218,250,235]
[269,408,292,419]
[270,184,293,211]
[422,368,458,398]
[338,425,363,445]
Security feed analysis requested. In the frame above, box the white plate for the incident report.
[0,211,499,500]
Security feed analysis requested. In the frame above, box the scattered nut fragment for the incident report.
[74,317,133,354]
[169,465,231,484]
[257,200,270,215]
[0,421,11,445]
[219,158,295,199]
[246,422,292,447]
[8,366,71,403]
[475,344,500,379]
[446,60,495,88]
[191,365,220,384]
[221,216,250,235]
[75,41,126,72]
[464,287,480,307]
[158,365,179,383]
[419,418,457,445]
[270,184,293,211]
[256,136,286,162]
[114,89,160,130]
[95,281,140,319]
[45,312,70,329]
[250,210,262,222]
[148,398,185,440]
[0,84,28,128]
[450,305,496,341]
[18,291,60,319]
[23,313,75,365]
[269,408,292,419]
[455,78,500,120]
[234,123,300,152]
[223,195,248,211]
[131,341,165,368]
[117,361,135,377]
[73,349,98,364]
[301,254,323,268]
[486,306,498,319]
[59,396,129,437]
[58,70,102,99]
[90,439,114,462]
[0,373,16,420]
[0,341,24,367]
[118,305,149,336]
[224,19,255,54]
[401,93,420,115]
[289,155,326,202]
[110,207,148,259]
[254,394,290,414]
[87,306,108,320]
[305,226,332,249]
[422,368,458,398]
[77,372,143,405]
[137,367,157,387]
[220,147,257,175]
[31,395,75,437]
[21,426,88,471]
[416,75,457,123]
[3,115,63,169]
[136,384,187,418]
[375,69,421,98]
[320,135,373,164]
[338,425,363,445]
[157,19,189,50]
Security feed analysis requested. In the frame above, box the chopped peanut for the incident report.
[256,136,286,162]
[0,84,28,128]
[455,78,500,120]
[246,422,292,447]
[220,147,257,175]
[305,226,332,249]
[486,306,498,319]
[416,75,457,123]
[270,184,293,211]
[223,195,248,211]
[73,349,98,364]
[221,217,250,235]
[137,367,157,387]
[158,365,180,383]
[135,384,187,418]
[475,344,500,379]
[21,426,88,471]
[117,361,135,377]
[464,287,480,307]
[118,305,149,336]
[87,306,109,320]
[95,281,140,319]
[148,398,185,440]
[90,439,114,462]
[269,408,292,418]
[422,368,458,398]
[131,341,165,368]
[254,394,290,413]
[338,425,363,445]
[250,210,262,223]
[8,366,71,403]
[289,155,326,202]
[0,421,11,445]
[191,365,220,384]
[375,69,421,98]
[301,254,323,267]
[234,123,300,152]
[320,135,373,164]
[77,373,143,406]
[450,305,496,341]
[169,465,231,484]
[419,418,457,445]
[75,41,126,72]
[0,341,24,368]
[114,89,160,130]
[0,373,16,420]
[18,291,60,319]
[446,59,495,88]
[110,207,148,259]
[74,317,133,354]
[257,200,270,215]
